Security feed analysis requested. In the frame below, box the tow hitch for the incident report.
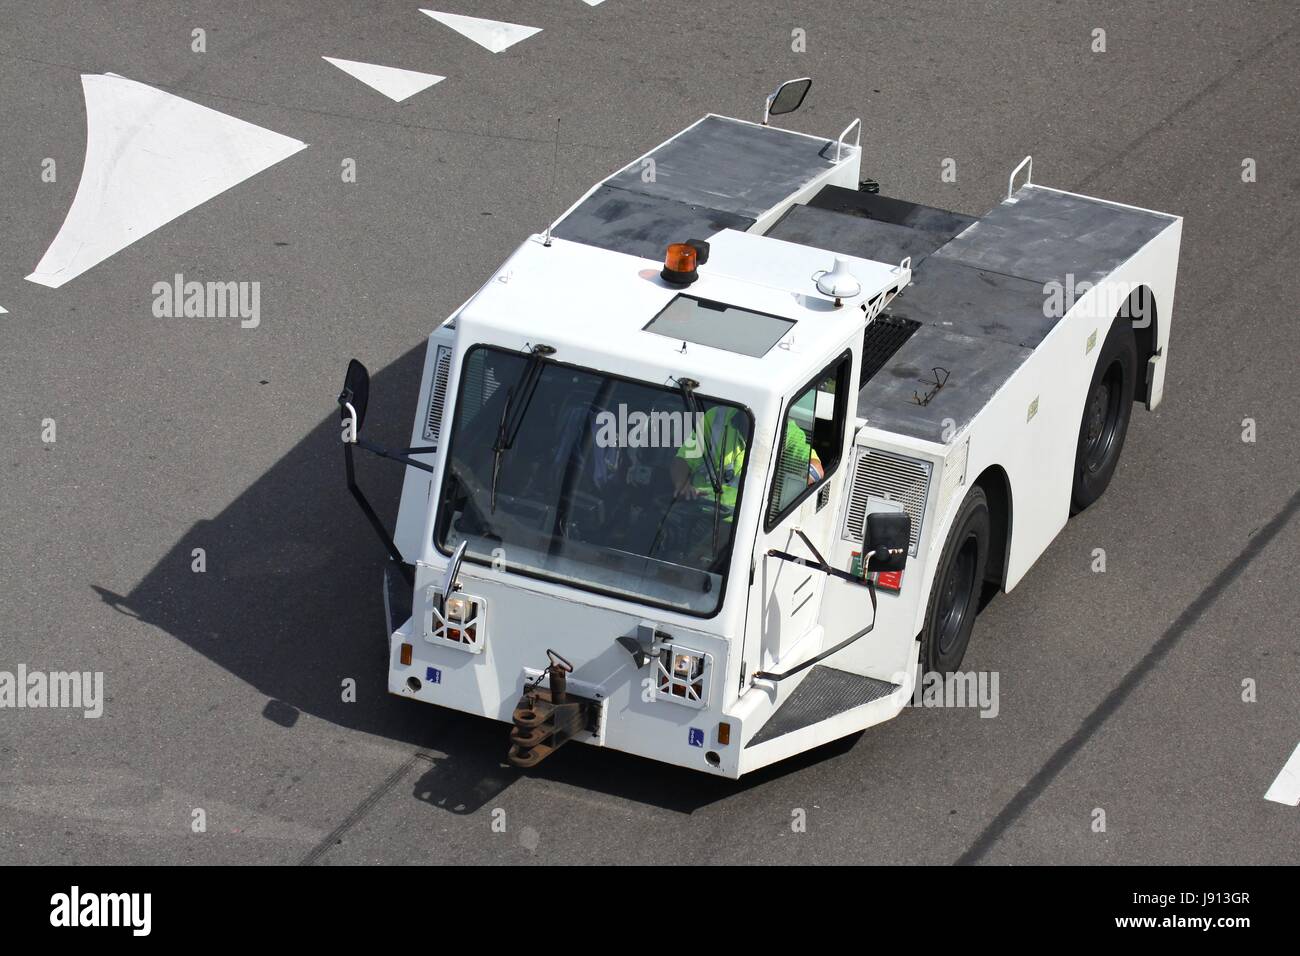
[508,650,599,768]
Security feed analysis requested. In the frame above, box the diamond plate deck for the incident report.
[747,665,898,748]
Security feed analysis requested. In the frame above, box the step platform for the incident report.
[747,665,899,748]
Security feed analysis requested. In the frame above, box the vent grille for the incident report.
[860,314,921,387]
[841,447,932,555]
[422,345,453,445]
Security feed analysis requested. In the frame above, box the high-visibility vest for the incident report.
[679,406,747,509]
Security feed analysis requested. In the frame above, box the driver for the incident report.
[670,406,823,519]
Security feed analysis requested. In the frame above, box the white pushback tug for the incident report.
[337,79,1182,777]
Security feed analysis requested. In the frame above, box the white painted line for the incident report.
[26,74,307,290]
[1265,741,1300,806]
[322,57,444,102]
[418,10,542,53]
[0,305,7,313]
[582,0,606,6]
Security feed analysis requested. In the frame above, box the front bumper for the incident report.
[381,568,745,777]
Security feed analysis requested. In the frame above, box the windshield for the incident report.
[435,345,754,615]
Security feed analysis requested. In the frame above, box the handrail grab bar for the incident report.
[1007,155,1033,199]
[835,118,862,163]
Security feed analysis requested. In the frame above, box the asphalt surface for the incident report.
[1,0,1298,865]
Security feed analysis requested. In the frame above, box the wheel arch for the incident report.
[972,464,1012,590]
[1120,284,1159,402]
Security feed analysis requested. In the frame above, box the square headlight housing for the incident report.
[654,644,711,709]
[424,589,485,654]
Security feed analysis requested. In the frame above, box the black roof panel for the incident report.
[551,184,753,261]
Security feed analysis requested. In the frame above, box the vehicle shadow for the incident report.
[92,343,432,746]
[92,343,870,817]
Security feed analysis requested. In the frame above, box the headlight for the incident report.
[654,644,710,708]
[425,590,485,653]
[445,595,472,623]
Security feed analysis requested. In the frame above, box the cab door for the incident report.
[744,351,854,676]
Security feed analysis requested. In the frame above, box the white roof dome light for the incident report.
[814,256,862,302]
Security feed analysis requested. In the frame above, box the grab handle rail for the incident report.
[1007,155,1033,199]
[835,118,862,163]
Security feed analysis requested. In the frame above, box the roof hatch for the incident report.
[643,294,795,358]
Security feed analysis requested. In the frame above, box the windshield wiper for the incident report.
[676,378,721,494]
[491,344,555,512]
[676,377,724,556]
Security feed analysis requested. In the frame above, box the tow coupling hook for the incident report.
[508,649,598,768]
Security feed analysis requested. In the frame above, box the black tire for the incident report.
[1070,319,1137,514]
[919,486,990,675]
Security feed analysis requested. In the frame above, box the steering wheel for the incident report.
[674,495,731,522]
[653,494,729,559]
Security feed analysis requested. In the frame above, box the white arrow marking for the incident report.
[1265,742,1300,806]
[322,57,445,102]
[26,74,306,289]
[418,10,542,53]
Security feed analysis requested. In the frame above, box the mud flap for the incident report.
[383,561,414,638]
[1146,349,1166,410]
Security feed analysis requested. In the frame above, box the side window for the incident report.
[766,353,850,527]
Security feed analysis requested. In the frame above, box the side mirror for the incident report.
[764,77,812,124]
[338,359,371,437]
[864,511,910,573]
[440,539,468,608]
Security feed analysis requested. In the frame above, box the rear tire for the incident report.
[1070,320,1137,514]
[919,486,990,675]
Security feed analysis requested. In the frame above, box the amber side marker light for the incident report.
[400,643,413,666]
[717,722,731,746]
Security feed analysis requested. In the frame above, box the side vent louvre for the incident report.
[422,345,453,446]
[841,447,931,555]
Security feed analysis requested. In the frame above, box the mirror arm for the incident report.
[767,546,870,588]
[342,441,415,587]
[354,438,436,474]
[793,528,829,570]
[757,532,881,683]
[767,530,875,588]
